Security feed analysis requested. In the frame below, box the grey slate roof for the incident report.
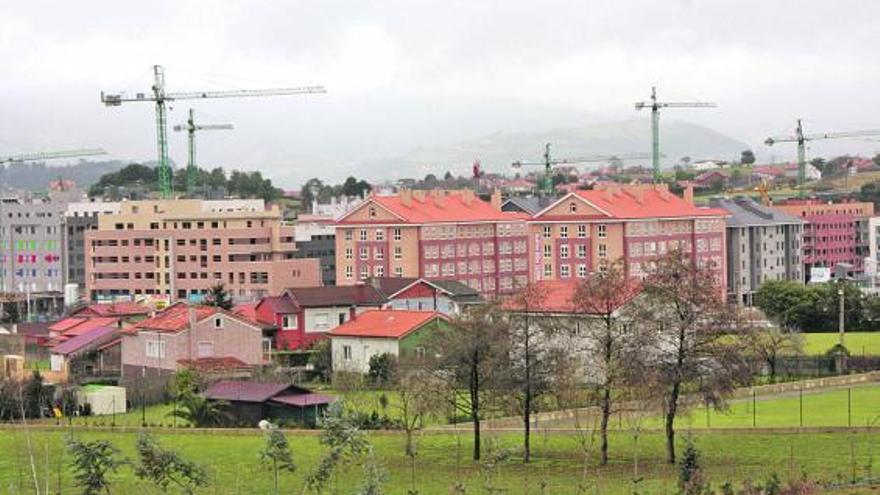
[709,197,805,227]
[501,195,559,215]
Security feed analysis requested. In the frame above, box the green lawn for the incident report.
[802,333,880,356]
[0,427,878,494]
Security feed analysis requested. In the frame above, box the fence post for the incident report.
[705,402,710,429]
[799,387,803,428]
[752,389,756,428]
[848,387,852,428]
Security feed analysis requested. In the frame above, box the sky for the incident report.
[2,0,880,188]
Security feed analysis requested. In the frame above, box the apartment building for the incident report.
[711,197,805,305]
[85,199,320,303]
[0,196,66,294]
[335,189,530,294]
[63,201,122,290]
[527,184,728,284]
[771,198,874,281]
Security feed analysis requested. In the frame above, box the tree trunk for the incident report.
[524,392,531,463]
[600,385,611,465]
[665,381,680,464]
[471,361,481,461]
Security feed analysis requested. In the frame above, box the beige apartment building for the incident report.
[85,199,320,303]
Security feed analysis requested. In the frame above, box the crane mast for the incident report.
[635,86,716,183]
[173,109,233,196]
[765,120,880,197]
[512,144,654,195]
[101,64,326,198]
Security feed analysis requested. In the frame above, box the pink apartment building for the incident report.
[527,184,728,284]
[85,199,320,303]
[335,189,530,295]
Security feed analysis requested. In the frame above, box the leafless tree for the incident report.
[571,260,643,466]
[425,301,507,461]
[393,361,444,492]
[741,318,804,383]
[640,251,750,464]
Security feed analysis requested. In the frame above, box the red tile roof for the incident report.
[256,294,299,314]
[49,317,87,332]
[233,303,258,322]
[51,326,117,356]
[76,302,150,317]
[177,357,252,373]
[328,310,444,339]
[342,191,522,224]
[130,303,259,334]
[61,317,120,339]
[501,280,640,314]
[553,186,728,219]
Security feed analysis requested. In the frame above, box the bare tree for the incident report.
[394,363,443,493]
[641,251,749,464]
[571,261,642,466]
[742,322,804,383]
[426,302,507,461]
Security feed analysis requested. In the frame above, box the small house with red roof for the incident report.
[120,302,268,383]
[49,325,121,382]
[328,309,448,373]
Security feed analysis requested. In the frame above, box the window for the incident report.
[577,264,587,278]
[375,266,385,277]
[598,244,607,258]
[359,247,369,260]
[560,226,568,239]
[315,312,330,329]
[375,247,384,260]
[375,229,385,241]
[560,264,570,278]
[360,266,369,280]
[543,245,552,258]
[568,202,577,213]
[577,225,587,238]
[393,228,402,241]
[345,247,353,260]
[345,265,353,279]
[544,264,552,277]
[542,226,551,239]
[368,206,377,218]
[577,245,587,258]
[214,317,223,329]
[343,345,352,361]
[197,342,214,358]
[359,229,367,241]
[282,315,297,329]
[560,244,569,259]
[344,230,352,241]
[598,224,607,238]
[145,340,165,359]
[394,266,403,277]
[394,246,402,260]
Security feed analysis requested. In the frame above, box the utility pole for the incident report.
[512,144,653,196]
[102,64,326,198]
[765,121,880,197]
[635,87,716,183]
[173,109,233,196]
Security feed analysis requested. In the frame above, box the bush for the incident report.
[368,353,396,386]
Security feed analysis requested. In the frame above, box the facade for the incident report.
[120,303,268,377]
[328,309,448,373]
[63,201,121,291]
[368,277,482,315]
[0,196,66,294]
[84,199,321,303]
[335,189,530,295]
[771,199,874,281]
[528,184,728,285]
[711,197,805,305]
[293,214,337,286]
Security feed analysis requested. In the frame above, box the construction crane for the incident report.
[101,65,326,198]
[0,148,107,165]
[764,119,880,197]
[635,86,716,183]
[512,143,654,195]
[173,109,233,195]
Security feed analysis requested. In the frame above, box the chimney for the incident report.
[461,189,474,206]
[400,189,412,207]
[683,182,694,205]
[490,188,502,211]
[187,304,197,362]
[412,190,425,202]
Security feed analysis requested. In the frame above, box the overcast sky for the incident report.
[2,1,879,187]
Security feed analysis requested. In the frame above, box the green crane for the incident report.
[512,143,654,195]
[101,65,326,198]
[173,109,233,196]
[0,148,107,164]
[635,86,716,183]
[765,120,880,197]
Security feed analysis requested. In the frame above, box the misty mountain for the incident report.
[0,159,177,192]
[365,119,752,180]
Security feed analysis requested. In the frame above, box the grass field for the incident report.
[803,333,880,356]
[1,427,878,494]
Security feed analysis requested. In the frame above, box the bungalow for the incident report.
[119,303,267,401]
[48,316,121,343]
[328,309,448,373]
[366,277,482,315]
[202,380,334,427]
[49,326,121,382]
[693,170,729,190]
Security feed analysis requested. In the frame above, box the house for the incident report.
[783,162,821,181]
[202,380,334,427]
[119,303,268,401]
[693,170,729,190]
[49,326,121,382]
[366,277,482,315]
[48,316,121,343]
[328,309,448,373]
